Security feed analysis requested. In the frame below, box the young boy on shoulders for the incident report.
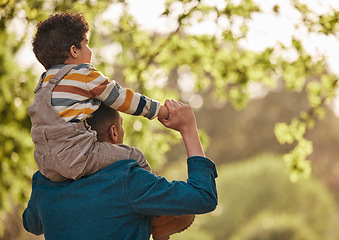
[29,11,168,181]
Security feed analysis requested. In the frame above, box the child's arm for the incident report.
[87,67,162,120]
[157,105,169,120]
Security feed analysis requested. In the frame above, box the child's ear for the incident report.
[69,45,78,58]
[108,125,118,144]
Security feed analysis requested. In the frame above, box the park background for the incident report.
[1,0,339,239]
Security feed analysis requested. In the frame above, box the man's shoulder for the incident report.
[95,159,141,176]
[31,160,141,185]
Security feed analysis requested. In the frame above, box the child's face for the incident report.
[76,34,92,64]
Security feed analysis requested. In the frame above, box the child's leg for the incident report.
[151,215,195,240]
[80,141,151,177]
[37,122,150,181]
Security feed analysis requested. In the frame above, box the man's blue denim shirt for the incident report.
[23,156,218,240]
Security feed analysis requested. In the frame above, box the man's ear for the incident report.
[69,45,78,58]
[108,124,118,144]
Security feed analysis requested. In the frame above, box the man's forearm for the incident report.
[129,156,217,216]
[181,127,205,158]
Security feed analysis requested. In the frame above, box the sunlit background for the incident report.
[1,0,339,239]
[13,0,339,113]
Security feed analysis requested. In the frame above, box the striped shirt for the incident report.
[40,64,160,122]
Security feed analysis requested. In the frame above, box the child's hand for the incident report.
[158,99,196,133]
[158,105,169,120]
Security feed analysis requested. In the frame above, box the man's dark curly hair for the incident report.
[32,12,89,69]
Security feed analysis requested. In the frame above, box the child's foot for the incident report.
[151,215,195,240]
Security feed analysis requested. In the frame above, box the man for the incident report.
[23,99,218,240]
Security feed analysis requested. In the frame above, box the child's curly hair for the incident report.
[32,12,89,69]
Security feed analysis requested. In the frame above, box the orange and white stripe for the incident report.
[40,63,160,122]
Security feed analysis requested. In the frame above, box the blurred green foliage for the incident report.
[168,155,339,240]
[0,0,338,238]
[230,212,319,240]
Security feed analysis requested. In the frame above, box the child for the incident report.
[29,11,193,239]
[29,11,169,181]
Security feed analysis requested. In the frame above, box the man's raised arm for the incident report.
[127,99,217,216]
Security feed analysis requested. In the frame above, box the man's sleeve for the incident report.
[22,199,44,235]
[86,68,160,120]
[126,156,218,216]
